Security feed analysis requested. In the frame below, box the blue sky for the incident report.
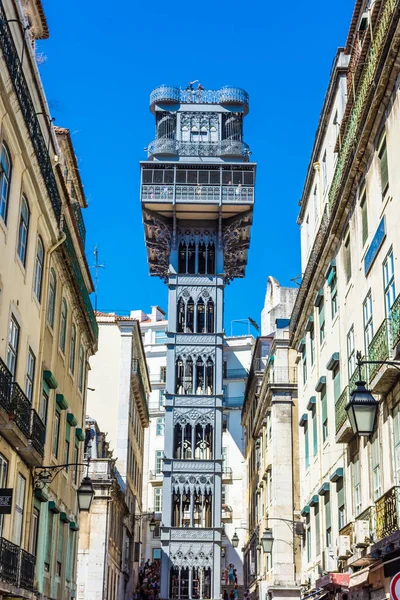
[39,0,354,333]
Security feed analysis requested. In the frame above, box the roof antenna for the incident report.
[90,246,105,311]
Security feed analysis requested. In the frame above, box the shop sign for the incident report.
[0,488,13,514]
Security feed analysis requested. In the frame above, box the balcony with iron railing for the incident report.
[141,183,254,204]
[150,85,249,113]
[375,486,400,541]
[222,505,233,520]
[265,366,298,386]
[0,358,45,465]
[147,139,251,159]
[367,318,399,393]
[222,467,233,481]
[0,537,35,591]
[71,201,86,248]
[335,386,353,443]
[149,470,163,483]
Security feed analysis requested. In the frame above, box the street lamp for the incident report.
[261,529,273,553]
[77,476,95,512]
[345,380,379,437]
[149,517,157,532]
[231,531,239,548]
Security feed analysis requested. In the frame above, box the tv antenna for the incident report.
[90,246,105,311]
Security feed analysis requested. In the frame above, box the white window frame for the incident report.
[383,248,396,315]
[7,315,20,378]
[25,347,36,401]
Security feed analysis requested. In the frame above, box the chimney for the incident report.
[150,306,166,322]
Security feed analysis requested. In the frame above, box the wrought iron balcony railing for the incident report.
[20,548,35,590]
[335,386,349,434]
[30,409,45,457]
[149,470,163,481]
[10,383,31,438]
[62,224,98,341]
[150,85,249,112]
[0,538,35,590]
[266,366,298,385]
[375,486,400,541]
[348,357,369,392]
[0,358,12,412]
[147,139,251,159]
[0,537,19,585]
[368,319,392,380]
[391,293,400,348]
[141,183,254,204]
[71,202,86,247]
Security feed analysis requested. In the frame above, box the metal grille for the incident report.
[30,409,46,457]
[0,537,19,585]
[10,383,31,438]
[20,548,35,590]
[0,357,12,412]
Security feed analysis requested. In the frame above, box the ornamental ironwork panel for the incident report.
[71,202,86,247]
[0,358,12,413]
[368,319,391,380]
[150,85,249,109]
[335,386,349,434]
[391,294,400,348]
[0,537,19,585]
[30,409,45,457]
[10,383,31,438]
[375,486,400,540]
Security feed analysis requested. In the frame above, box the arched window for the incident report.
[187,242,195,274]
[184,357,193,394]
[198,242,206,274]
[69,323,76,374]
[177,298,185,333]
[206,299,214,333]
[17,195,30,265]
[0,143,12,223]
[33,236,44,301]
[196,356,204,393]
[156,417,165,436]
[47,268,57,328]
[186,297,194,333]
[197,298,205,333]
[175,357,184,394]
[206,358,214,394]
[207,241,215,274]
[178,241,186,273]
[78,344,85,391]
[59,299,68,353]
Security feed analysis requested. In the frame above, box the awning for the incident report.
[349,566,370,589]
[317,573,350,589]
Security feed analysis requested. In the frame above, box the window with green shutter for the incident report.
[344,230,352,284]
[315,503,320,556]
[324,492,331,544]
[57,520,64,576]
[337,478,345,530]
[305,423,310,469]
[378,135,389,196]
[312,407,318,456]
[333,365,341,404]
[44,511,53,572]
[66,528,72,582]
[321,386,328,442]
[319,299,325,344]
[360,190,368,246]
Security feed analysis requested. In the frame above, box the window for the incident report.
[371,432,381,501]
[17,195,30,265]
[304,422,309,469]
[328,270,338,319]
[44,511,54,572]
[25,348,36,401]
[59,299,67,353]
[302,345,307,384]
[0,143,12,223]
[160,366,166,383]
[378,134,389,196]
[12,474,26,545]
[221,485,227,505]
[78,345,85,391]
[154,487,162,512]
[360,190,368,246]
[73,446,79,485]
[33,236,44,301]
[69,323,76,374]
[310,328,315,367]
[319,298,325,344]
[39,388,49,425]
[333,364,341,404]
[29,507,40,556]
[155,450,163,474]
[394,404,400,485]
[64,439,70,470]
[321,386,328,442]
[306,518,311,563]
[344,230,352,283]
[322,151,327,192]
[315,503,320,556]
[47,269,57,328]
[347,326,355,378]
[159,389,165,409]
[155,330,168,345]
[312,407,318,456]
[353,453,361,516]
[7,316,20,377]
[337,478,345,530]
[383,248,396,315]
[153,528,161,541]
[156,417,165,436]
[363,292,374,351]
[0,455,8,536]
[313,184,318,224]
[324,492,331,546]
[53,411,60,457]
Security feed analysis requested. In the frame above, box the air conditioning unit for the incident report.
[323,547,338,573]
[354,520,370,548]
[337,535,352,559]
